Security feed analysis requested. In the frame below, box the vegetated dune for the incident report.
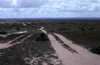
[0,20,100,65]
[0,30,63,65]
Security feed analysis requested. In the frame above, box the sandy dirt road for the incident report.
[40,27,100,65]
[48,34,81,65]
[54,33,100,65]
[0,34,33,50]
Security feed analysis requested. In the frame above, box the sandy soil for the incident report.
[0,31,28,38]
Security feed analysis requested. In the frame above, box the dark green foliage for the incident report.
[0,31,7,35]
[16,27,20,31]
[36,33,49,41]
[90,47,100,55]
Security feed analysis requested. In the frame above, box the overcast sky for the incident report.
[0,0,100,18]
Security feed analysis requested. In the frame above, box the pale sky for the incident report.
[0,0,100,18]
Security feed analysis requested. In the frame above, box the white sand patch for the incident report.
[14,31,28,34]
[42,62,48,65]
[0,31,28,38]
[39,27,47,34]
[22,23,27,26]
[0,34,9,38]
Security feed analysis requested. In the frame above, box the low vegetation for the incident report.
[0,19,100,65]
[0,21,63,65]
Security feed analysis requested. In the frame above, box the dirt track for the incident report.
[40,27,100,65]
[0,33,33,50]
[0,27,100,65]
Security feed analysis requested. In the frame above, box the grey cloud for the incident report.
[0,0,48,8]
[17,0,48,8]
[0,0,12,8]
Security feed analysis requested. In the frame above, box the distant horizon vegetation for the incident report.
[0,18,100,21]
